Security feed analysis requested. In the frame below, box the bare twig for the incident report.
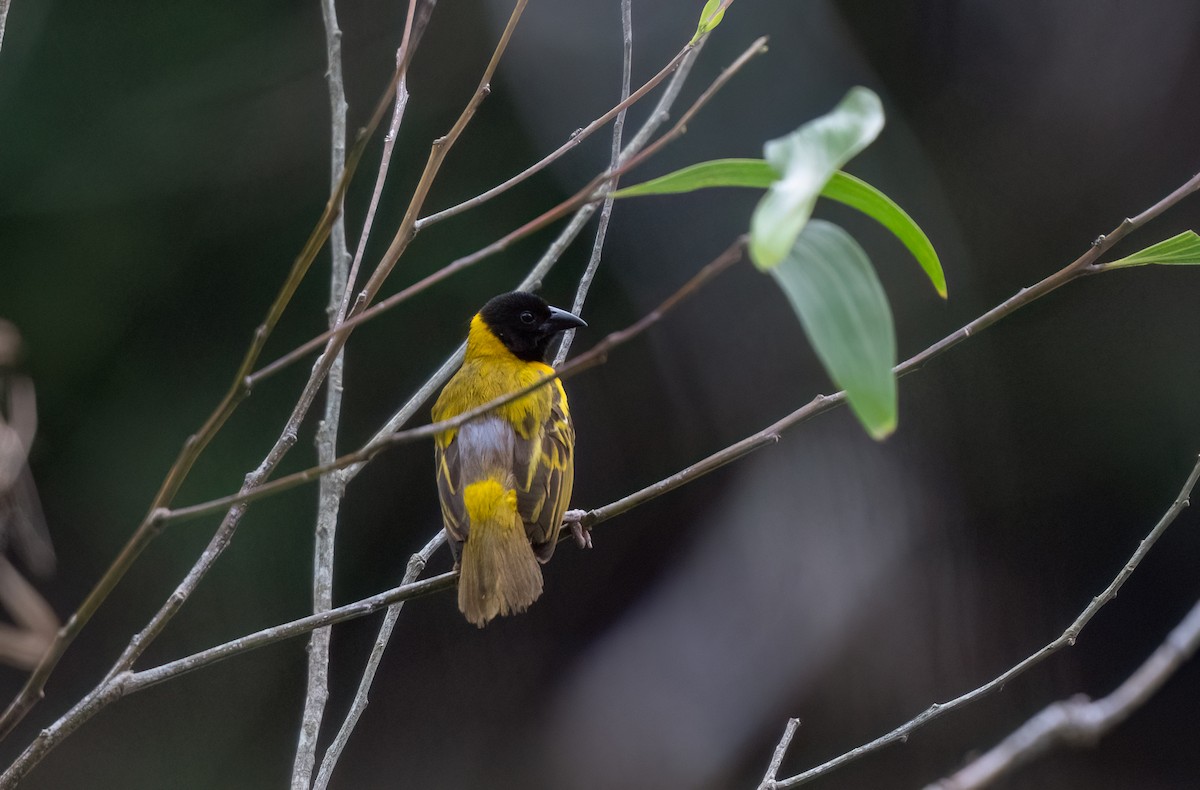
[291,0,354,785]
[415,23,672,231]
[554,0,632,368]
[0,0,11,57]
[345,0,529,321]
[311,533,445,789]
[769,455,1200,788]
[927,594,1200,790]
[758,718,800,790]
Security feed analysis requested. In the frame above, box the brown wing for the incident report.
[515,382,575,563]
[434,437,468,562]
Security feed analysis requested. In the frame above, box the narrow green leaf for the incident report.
[692,0,727,44]
[613,158,946,298]
[822,172,947,298]
[769,220,898,439]
[1105,230,1200,269]
[750,87,885,270]
[612,159,776,197]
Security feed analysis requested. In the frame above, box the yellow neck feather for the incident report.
[467,314,516,359]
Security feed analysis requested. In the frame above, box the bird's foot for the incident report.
[563,509,593,549]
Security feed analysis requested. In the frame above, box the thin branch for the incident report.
[927,594,1200,790]
[415,28,675,231]
[554,0,632,368]
[0,0,11,58]
[758,719,801,790]
[311,533,445,789]
[292,0,353,785]
[769,455,1200,788]
[346,0,529,319]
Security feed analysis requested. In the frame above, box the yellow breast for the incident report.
[432,315,561,446]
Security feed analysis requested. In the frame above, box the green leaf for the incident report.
[613,158,946,298]
[750,87,884,270]
[612,159,777,197]
[692,0,726,44]
[822,172,947,298]
[770,220,898,439]
[1105,230,1200,269]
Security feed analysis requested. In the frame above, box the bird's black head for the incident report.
[477,292,587,363]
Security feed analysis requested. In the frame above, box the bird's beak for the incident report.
[542,306,587,333]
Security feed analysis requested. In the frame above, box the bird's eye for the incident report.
[519,311,535,324]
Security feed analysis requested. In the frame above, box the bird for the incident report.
[432,292,586,627]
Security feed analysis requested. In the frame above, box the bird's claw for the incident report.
[563,509,593,549]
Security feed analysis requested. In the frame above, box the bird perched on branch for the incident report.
[432,292,586,627]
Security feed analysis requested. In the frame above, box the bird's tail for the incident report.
[459,479,543,627]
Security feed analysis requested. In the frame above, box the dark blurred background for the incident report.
[2,1,1199,788]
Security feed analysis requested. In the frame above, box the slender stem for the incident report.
[759,719,801,790]
[771,456,1200,788]
[311,533,445,789]
[349,0,528,315]
[291,0,352,785]
[554,0,632,368]
[927,594,1200,790]
[415,37,679,231]
[0,0,11,57]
